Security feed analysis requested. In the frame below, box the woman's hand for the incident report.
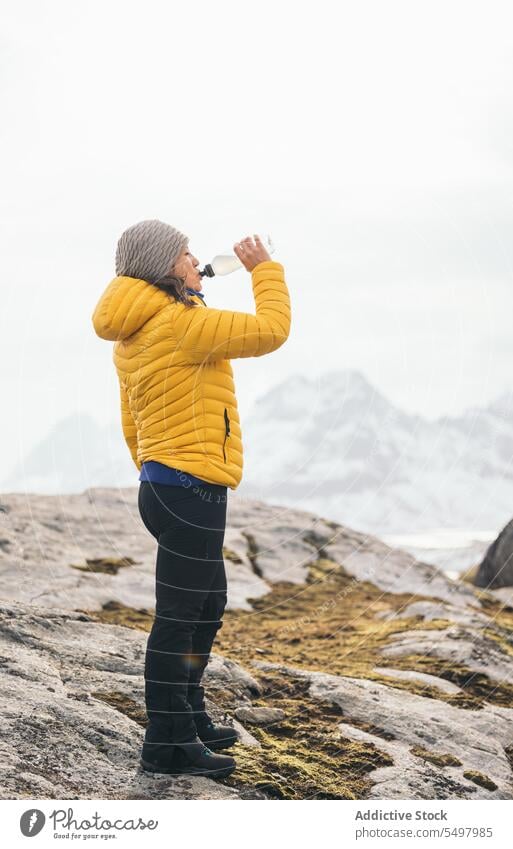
[233,235,272,272]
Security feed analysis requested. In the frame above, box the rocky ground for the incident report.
[0,487,512,800]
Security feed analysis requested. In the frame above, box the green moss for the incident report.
[222,546,243,564]
[475,593,513,626]
[482,628,513,658]
[81,556,494,713]
[463,771,498,791]
[410,746,462,767]
[216,558,469,710]
[70,556,138,575]
[222,668,393,800]
[91,669,393,799]
[91,690,147,725]
[387,654,513,707]
[459,564,479,585]
[76,553,512,798]
[305,557,343,583]
[80,600,153,630]
[318,518,343,531]
[227,731,389,799]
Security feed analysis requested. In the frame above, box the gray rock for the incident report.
[381,626,513,684]
[0,599,259,800]
[0,487,482,615]
[383,600,491,630]
[234,706,286,725]
[221,529,271,609]
[490,587,513,607]
[322,530,480,607]
[230,719,261,747]
[226,497,334,584]
[372,667,462,694]
[203,654,262,700]
[474,518,513,589]
[333,724,488,800]
[0,489,273,613]
[253,661,513,799]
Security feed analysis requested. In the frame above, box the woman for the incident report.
[92,220,291,778]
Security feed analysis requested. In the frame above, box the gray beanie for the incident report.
[115,219,189,281]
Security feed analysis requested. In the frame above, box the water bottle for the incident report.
[199,234,275,278]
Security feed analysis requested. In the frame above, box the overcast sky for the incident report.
[1,0,512,476]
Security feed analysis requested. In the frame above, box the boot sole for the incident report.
[140,757,236,779]
[201,737,238,751]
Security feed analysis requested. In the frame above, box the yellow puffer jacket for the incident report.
[92,260,291,489]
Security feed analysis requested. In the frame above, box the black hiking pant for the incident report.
[137,480,228,743]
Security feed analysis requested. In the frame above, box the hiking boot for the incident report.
[194,713,239,751]
[140,734,236,778]
[188,684,239,750]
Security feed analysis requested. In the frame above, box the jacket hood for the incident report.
[92,275,171,341]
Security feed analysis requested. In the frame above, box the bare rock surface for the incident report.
[381,626,513,684]
[253,661,513,799]
[0,489,273,613]
[322,535,479,607]
[371,667,462,695]
[0,600,258,800]
[0,488,481,613]
[490,587,513,607]
[1,487,512,800]
[383,600,491,629]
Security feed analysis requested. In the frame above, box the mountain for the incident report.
[2,370,512,536]
[237,370,513,535]
[1,412,138,495]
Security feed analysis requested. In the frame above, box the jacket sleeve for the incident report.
[171,260,291,363]
[119,380,141,471]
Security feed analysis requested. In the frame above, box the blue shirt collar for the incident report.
[186,288,205,301]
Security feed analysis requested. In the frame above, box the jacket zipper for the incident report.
[222,407,231,462]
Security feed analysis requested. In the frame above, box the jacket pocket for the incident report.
[222,407,231,462]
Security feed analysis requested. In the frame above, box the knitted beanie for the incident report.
[115,219,189,281]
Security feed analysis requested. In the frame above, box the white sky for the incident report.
[1,0,513,475]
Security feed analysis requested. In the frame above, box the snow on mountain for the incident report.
[2,370,512,538]
[237,370,513,536]
[1,412,138,495]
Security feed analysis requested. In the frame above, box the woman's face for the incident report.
[171,247,202,291]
